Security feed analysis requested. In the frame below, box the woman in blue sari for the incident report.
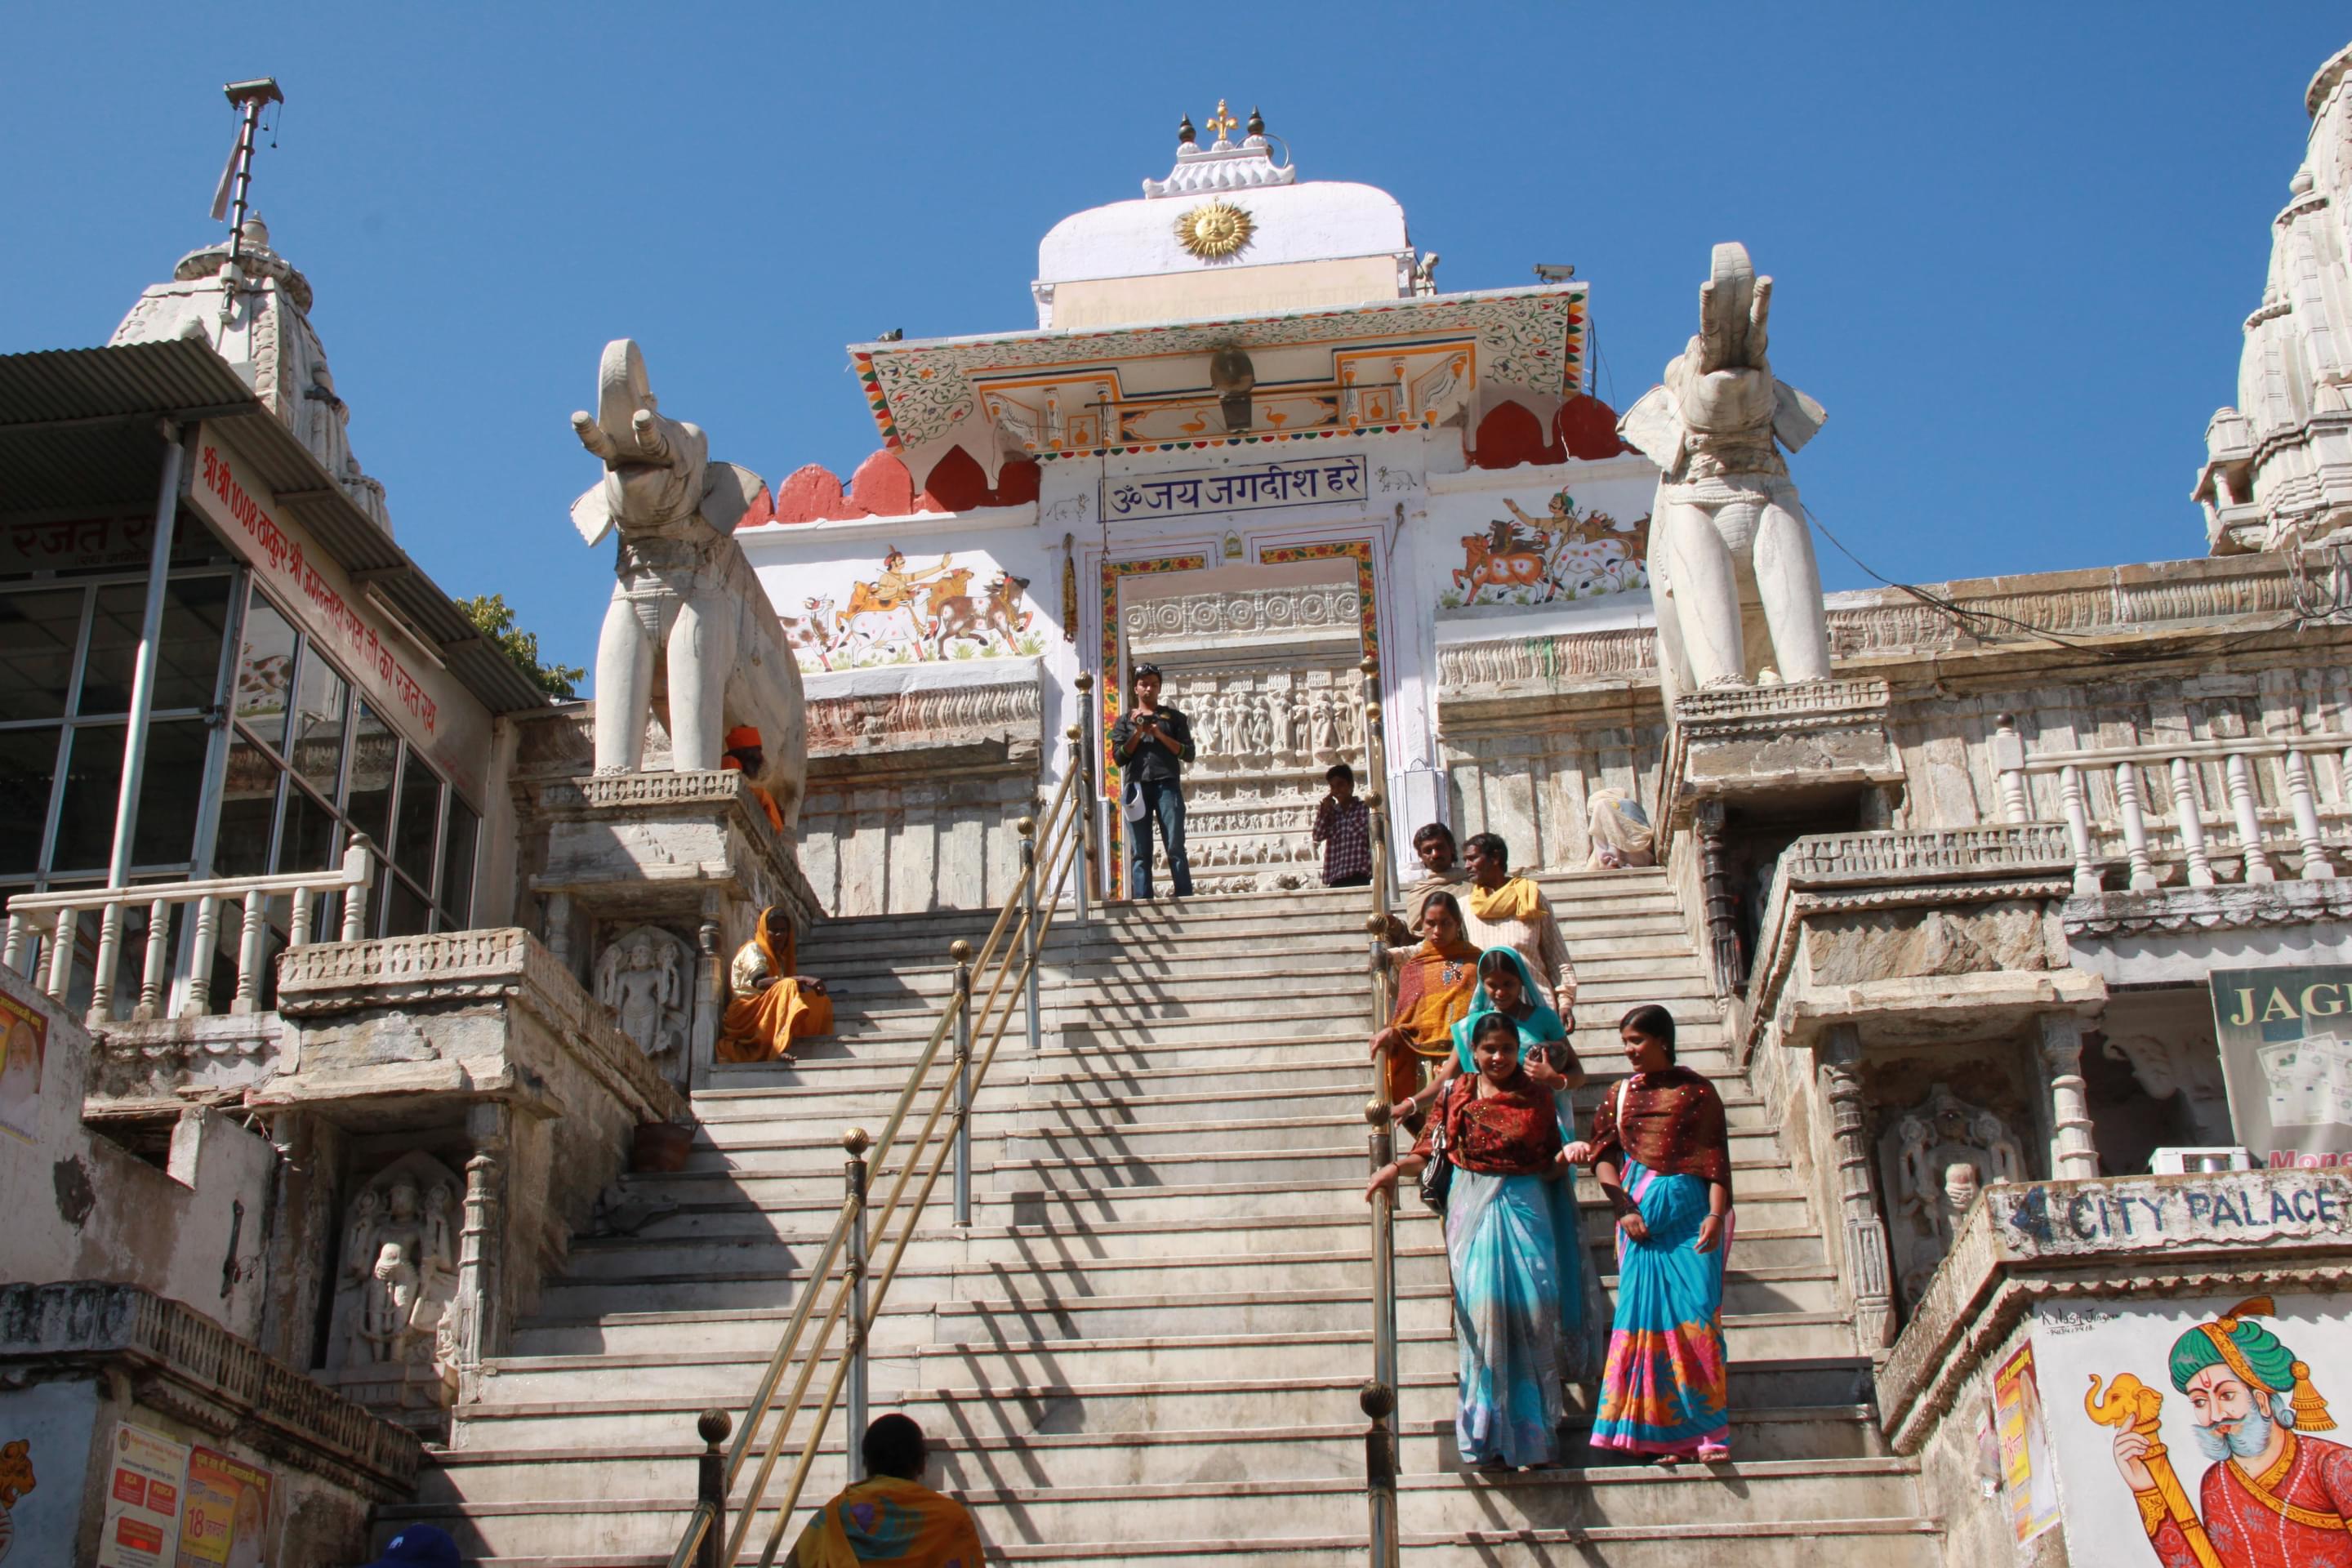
[1367,1012,1579,1470]
[1572,1002,1736,1464]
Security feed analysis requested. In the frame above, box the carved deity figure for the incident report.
[595,925,693,1075]
[332,1160,464,1376]
[1618,243,1833,695]
[572,339,808,823]
[1880,1087,2026,1308]
[1310,692,1337,755]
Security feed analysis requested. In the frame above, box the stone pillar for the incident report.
[2039,1014,2099,1180]
[1820,1026,1897,1352]
[454,1150,501,1398]
[1694,800,1743,996]
[692,904,724,1094]
[255,1110,343,1370]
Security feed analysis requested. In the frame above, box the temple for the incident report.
[5,53,2352,1568]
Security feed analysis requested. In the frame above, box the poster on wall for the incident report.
[95,1423,187,1568]
[2035,1292,2352,1567]
[2209,964,2352,1165]
[0,987,45,1145]
[0,1379,100,1566]
[174,1446,272,1567]
[1993,1342,2063,1544]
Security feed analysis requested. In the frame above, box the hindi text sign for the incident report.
[1103,456,1367,523]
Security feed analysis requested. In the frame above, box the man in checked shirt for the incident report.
[1313,763,1374,888]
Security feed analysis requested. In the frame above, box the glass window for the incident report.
[439,796,478,925]
[345,701,397,851]
[234,594,298,750]
[214,729,279,879]
[381,867,431,939]
[275,780,337,876]
[286,652,348,801]
[49,722,125,875]
[392,757,442,891]
[0,728,59,875]
[0,587,84,723]
[131,720,211,869]
[79,576,231,716]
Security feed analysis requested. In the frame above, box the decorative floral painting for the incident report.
[780,547,1046,670]
[1438,489,1651,608]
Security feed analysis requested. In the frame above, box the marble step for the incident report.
[385,1453,1922,1560]
[998,1112,1785,1166]
[420,1401,1892,1508]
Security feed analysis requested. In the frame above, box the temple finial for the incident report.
[1205,100,1239,145]
[1177,112,1196,148]
[1246,105,1266,138]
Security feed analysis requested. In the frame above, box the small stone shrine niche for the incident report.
[594,924,696,1085]
[324,1152,466,1426]
[1877,1084,2027,1308]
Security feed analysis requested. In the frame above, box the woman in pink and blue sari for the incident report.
[1575,1002,1736,1464]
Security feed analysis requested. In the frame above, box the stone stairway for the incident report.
[376,870,1941,1565]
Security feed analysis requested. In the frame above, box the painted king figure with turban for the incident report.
[2109,1297,2352,1566]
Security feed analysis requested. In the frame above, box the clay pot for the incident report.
[631,1121,694,1174]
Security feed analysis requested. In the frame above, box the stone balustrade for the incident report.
[2,839,373,1027]
[1990,714,2347,893]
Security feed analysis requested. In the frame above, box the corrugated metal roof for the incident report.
[0,340,550,715]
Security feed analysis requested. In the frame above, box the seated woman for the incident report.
[1366,1011,1577,1472]
[1571,1002,1736,1466]
[717,905,833,1065]
[1368,891,1481,1129]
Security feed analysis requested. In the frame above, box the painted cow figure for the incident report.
[933,573,1033,655]
[1454,519,1555,603]
[780,595,836,671]
[839,603,929,664]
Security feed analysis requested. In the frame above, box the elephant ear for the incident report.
[700,461,765,537]
[1616,385,1683,469]
[1772,381,1827,453]
[572,483,616,548]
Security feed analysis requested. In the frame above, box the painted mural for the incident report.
[2037,1292,2352,1566]
[782,547,1047,670]
[1437,488,1650,609]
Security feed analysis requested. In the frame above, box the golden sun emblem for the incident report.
[1174,199,1254,261]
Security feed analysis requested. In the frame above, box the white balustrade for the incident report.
[3,840,373,1027]
[1991,715,2349,893]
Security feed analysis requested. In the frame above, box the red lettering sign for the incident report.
[112,1468,147,1506]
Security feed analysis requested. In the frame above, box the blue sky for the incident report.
[9,7,2347,686]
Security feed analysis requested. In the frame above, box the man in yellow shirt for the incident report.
[1457,831,1577,1022]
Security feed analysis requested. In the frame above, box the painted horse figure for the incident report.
[572,339,807,826]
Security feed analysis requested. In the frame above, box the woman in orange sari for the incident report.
[1369,890,1481,1126]
[717,906,833,1064]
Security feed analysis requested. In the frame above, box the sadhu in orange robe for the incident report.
[716,906,833,1063]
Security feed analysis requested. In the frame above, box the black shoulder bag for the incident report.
[1417,1076,1460,1214]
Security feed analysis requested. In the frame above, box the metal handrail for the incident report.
[668,693,1094,1568]
[1357,655,1402,1568]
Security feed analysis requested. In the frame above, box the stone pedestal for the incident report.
[1659,677,1904,831]
[535,769,819,1089]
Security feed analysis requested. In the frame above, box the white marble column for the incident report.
[2039,1014,2100,1180]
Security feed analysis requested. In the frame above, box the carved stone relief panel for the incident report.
[1874,1084,2028,1309]
[325,1151,468,1420]
[593,924,695,1085]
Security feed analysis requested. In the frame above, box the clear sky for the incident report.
[9,6,2347,688]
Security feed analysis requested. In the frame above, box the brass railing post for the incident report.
[1361,1377,1401,1568]
[1073,672,1096,920]
[950,940,974,1227]
[843,1125,871,1484]
[697,1409,732,1568]
[1018,816,1040,1059]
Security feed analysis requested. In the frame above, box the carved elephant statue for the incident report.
[571,340,807,829]
[1619,243,1833,696]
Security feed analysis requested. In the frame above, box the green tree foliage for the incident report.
[460,593,586,701]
